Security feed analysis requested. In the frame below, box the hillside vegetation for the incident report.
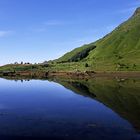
[54,7,140,71]
[0,8,140,73]
[55,44,96,63]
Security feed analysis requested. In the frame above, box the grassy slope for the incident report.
[0,8,140,72]
[55,8,140,71]
[55,43,95,63]
[86,8,140,70]
[0,64,48,73]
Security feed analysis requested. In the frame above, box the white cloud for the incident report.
[31,20,67,32]
[0,30,13,37]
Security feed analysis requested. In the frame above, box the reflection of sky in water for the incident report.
[0,78,139,140]
[0,104,6,109]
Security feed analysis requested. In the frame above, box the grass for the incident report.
[53,7,140,71]
[0,8,140,72]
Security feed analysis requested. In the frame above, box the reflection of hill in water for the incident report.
[53,77,140,132]
[55,80,96,98]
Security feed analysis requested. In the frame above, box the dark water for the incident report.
[0,77,140,140]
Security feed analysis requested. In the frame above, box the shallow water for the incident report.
[0,77,140,140]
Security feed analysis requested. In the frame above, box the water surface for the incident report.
[0,77,140,140]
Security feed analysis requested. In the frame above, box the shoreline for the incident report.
[0,71,140,79]
[46,71,140,78]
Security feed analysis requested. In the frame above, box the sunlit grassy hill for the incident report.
[0,8,140,72]
[55,7,140,71]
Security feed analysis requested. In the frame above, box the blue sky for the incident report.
[0,0,140,65]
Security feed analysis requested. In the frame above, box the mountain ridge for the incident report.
[54,7,140,71]
[0,8,140,73]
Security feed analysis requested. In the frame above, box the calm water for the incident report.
[0,77,140,140]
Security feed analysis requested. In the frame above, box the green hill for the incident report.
[55,7,140,71]
[0,8,140,73]
[56,44,96,63]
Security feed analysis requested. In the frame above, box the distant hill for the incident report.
[55,7,140,71]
